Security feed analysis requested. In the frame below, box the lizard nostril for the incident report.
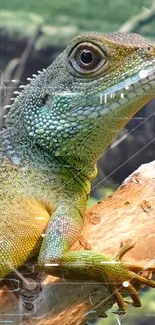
[145,45,154,54]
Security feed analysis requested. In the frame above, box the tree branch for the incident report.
[1,160,155,324]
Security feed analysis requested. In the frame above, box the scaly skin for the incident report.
[1,32,155,312]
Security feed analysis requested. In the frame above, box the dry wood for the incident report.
[1,160,155,325]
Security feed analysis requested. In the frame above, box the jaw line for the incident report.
[103,63,155,97]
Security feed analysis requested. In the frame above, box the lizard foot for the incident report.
[105,239,155,313]
[41,236,155,315]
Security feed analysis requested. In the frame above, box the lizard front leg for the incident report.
[38,205,155,313]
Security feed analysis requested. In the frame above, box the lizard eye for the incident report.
[69,42,107,74]
[80,49,94,66]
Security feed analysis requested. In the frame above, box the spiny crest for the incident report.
[3,68,47,111]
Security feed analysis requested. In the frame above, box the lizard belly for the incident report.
[0,194,50,278]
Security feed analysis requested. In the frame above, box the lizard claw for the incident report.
[106,240,155,313]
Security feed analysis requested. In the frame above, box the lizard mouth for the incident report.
[103,64,155,96]
[68,62,155,120]
[96,64,155,118]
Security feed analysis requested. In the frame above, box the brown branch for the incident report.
[1,160,155,324]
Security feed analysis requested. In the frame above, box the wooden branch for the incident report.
[1,160,155,325]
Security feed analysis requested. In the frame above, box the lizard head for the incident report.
[5,32,155,175]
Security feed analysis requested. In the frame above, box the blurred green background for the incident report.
[1,0,155,324]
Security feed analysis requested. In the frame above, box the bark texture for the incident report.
[1,161,155,325]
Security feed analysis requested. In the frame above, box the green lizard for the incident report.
[1,32,155,313]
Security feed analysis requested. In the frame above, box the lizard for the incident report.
[1,31,155,314]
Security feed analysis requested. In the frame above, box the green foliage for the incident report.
[0,0,154,49]
[0,11,43,38]
[96,288,155,325]
[87,185,116,207]
[1,0,152,25]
